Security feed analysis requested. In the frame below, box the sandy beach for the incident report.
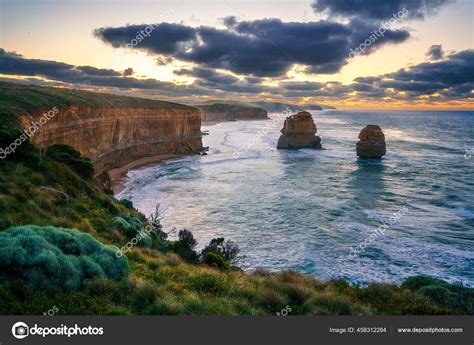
[108,154,185,194]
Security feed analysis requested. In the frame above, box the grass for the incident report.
[1,246,471,315]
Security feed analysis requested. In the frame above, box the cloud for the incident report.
[0,48,208,97]
[271,49,474,101]
[94,17,410,77]
[311,0,451,21]
[1,47,471,104]
[351,49,474,100]
[122,67,134,76]
[174,67,239,85]
[426,44,444,60]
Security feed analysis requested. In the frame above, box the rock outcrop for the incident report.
[17,92,202,176]
[197,103,268,123]
[356,125,386,159]
[277,111,322,150]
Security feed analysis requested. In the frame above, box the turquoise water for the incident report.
[118,110,474,285]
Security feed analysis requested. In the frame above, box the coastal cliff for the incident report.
[196,103,268,123]
[20,106,202,175]
[0,82,202,176]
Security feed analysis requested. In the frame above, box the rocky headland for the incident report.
[356,125,386,159]
[196,103,268,123]
[1,82,203,181]
[277,111,322,149]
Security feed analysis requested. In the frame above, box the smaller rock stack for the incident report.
[356,125,386,159]
[277,111,322,150]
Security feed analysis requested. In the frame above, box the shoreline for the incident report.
[108,154,185,194]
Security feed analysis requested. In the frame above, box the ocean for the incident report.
[117,109,474,285]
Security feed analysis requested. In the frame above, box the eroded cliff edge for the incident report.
[196,103,268,123]
[1,82,202,177]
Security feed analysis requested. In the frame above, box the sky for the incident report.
[0,0,473,109]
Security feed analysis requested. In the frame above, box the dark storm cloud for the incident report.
[279,81,325,91]
[311,0,451,21]
[386,49,474,86]
[94,23,196,53]
[122,67,134,76]
[1,46,471,103]
[274,49,474,101]
[426,44,445,60]
[76,66,122,76]
[351,49,474,99]
[94,17,410,77]
[0,48,208,97]
[174,67,239,85]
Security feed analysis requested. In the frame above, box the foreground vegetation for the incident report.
[0,82,472,315]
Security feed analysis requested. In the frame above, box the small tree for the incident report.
[169,229,199,263]
[149,205,168,242]
[201,237,241,266]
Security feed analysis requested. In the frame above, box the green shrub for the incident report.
[46,144,94,178]
[169,229,199,263]
[132,284,158,311]
[401,276,450,291]
[111,216,152,248]
[201,237,241,266]
[119,199,134,210]
[0,225,128,292]
[187,273,227,294]
[418,285,455,305]
[202,252,230,271]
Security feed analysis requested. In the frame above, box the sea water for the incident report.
[118,110,474,285]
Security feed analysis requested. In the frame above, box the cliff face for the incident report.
[196,103,268,123]
[19,105,202,175]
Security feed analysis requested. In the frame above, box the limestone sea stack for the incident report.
[277,111,322,150]
[356,125,386,159]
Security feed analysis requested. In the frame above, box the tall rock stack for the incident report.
[356,125,386,159]
[277,111,322,150]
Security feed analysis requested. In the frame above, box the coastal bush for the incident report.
[119,199,134,210]
[131,283,159,311]
[401,275,473,313]
[201,237,241,267]
[169,229,199,263]
[46,144,94,178]
[111,215,152,248]
[0,225,129,292]
[187,272,227,295]
[401,275,450,291]
[202,252,230,271]
[418,285,455,305]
